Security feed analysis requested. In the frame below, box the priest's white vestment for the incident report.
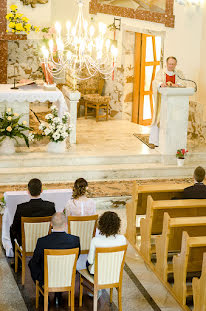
[149,69,185,147]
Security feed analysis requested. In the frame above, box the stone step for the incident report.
[0,162,202,185]
[0,152,161,168]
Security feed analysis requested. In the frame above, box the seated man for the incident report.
[183,166,206,199]
[10,178,55,251]
[28,212,80,287]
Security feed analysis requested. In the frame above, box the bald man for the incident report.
[28,213,80,287]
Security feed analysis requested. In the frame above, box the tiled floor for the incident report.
[17,118,160,156]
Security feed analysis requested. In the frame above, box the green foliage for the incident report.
[0,108,33,147]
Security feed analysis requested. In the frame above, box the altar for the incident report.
[0,84,80,145]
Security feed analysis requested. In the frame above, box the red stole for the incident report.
[166,74,175,84]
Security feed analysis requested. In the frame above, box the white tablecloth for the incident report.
[2,189,72,257]
[0,84,68,118]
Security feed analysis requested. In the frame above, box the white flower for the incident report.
[7,116,12,121]
[28,133,34,142]
[51,105,57,110]
[7,108,11,113]
[22,120,27,125]
[53,117,61,124]
[39,123,46,131]
[44,128,51,136]
[64,112,70,118]
[52,133,60,141]
[45,114,53,120]
[61,132,68,139]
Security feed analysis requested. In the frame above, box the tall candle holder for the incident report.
[10,66,19,90]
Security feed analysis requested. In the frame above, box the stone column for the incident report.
[62,86,81,144]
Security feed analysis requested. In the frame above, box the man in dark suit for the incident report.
[10,178,55,251]
[183,166,206,199]
[28,212,80,288]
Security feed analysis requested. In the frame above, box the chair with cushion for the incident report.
[84,94,111,122]
[67,215,98,254]
[79,244,128,311]
[76,72,111,121]
[15,216,52,285]
[36,248,79,311]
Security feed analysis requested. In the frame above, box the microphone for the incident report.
[176,74,197,92]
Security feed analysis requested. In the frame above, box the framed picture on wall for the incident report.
[89,0,175,28]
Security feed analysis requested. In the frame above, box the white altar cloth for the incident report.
[0,84,68,118]
[2,189,72,257]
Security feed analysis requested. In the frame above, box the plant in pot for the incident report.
[0,108,32,154]
[176,149,188,166]
[29,105,71,153]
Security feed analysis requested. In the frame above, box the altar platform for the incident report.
[0,119,206,185]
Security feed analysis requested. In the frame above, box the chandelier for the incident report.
[41,0,118,81]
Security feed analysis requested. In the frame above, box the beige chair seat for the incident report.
[79,245,128,311]
[79,269,94,284]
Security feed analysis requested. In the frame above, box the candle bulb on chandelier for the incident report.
[55,22,61,37]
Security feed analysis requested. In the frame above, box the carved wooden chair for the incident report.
[79,244,128,311]
[67,215,98,254]
[15,216,52,285]
[36,248,79,311]
[77,72,111,121]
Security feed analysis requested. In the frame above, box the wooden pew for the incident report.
[126,182,191,245]
[140,196,206,262]
[192,253,206,311]
[155,213,206,282]
[173,232,206,305]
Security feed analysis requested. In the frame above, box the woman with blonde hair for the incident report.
[65,178,96,216]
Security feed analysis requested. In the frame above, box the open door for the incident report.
[132,33,163,126]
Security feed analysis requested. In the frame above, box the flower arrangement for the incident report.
[6,5,40,34]
[176,149,188,159]
[29,105,71,143]
[0,108,32,147]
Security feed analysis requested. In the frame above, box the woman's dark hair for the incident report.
[28,178,42,197]
[72,178,88,199]
[98,211,121,237]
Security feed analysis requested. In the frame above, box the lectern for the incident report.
[158,87,195,155]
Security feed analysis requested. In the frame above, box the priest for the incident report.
[149,56,186,148]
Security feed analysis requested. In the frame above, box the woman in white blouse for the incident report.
[65,178,96,216]
[87,211,126,275]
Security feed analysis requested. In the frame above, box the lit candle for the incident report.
[55,21,61,37]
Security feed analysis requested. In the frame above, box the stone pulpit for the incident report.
[158,87,195,155]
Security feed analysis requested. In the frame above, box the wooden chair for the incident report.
[192,252,206,311]
[36,248,79,311]
[173,232,206,305]
[68,215,98,254]
[140,196,206,262]
[126,181,191,245]
[84,94,110,122]
[15,216,52,285]
[155,212,206,282]
[79,245,128,311]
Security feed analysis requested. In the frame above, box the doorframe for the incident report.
[131,29,165,125]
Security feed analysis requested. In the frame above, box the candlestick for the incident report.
[11,65,19,90]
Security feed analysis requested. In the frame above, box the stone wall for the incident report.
[122,31,135,121]
[188,101,206,146]
[7,40,42,83]
[104,30,135,120]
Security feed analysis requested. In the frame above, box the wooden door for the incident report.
[132,33,163,126]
